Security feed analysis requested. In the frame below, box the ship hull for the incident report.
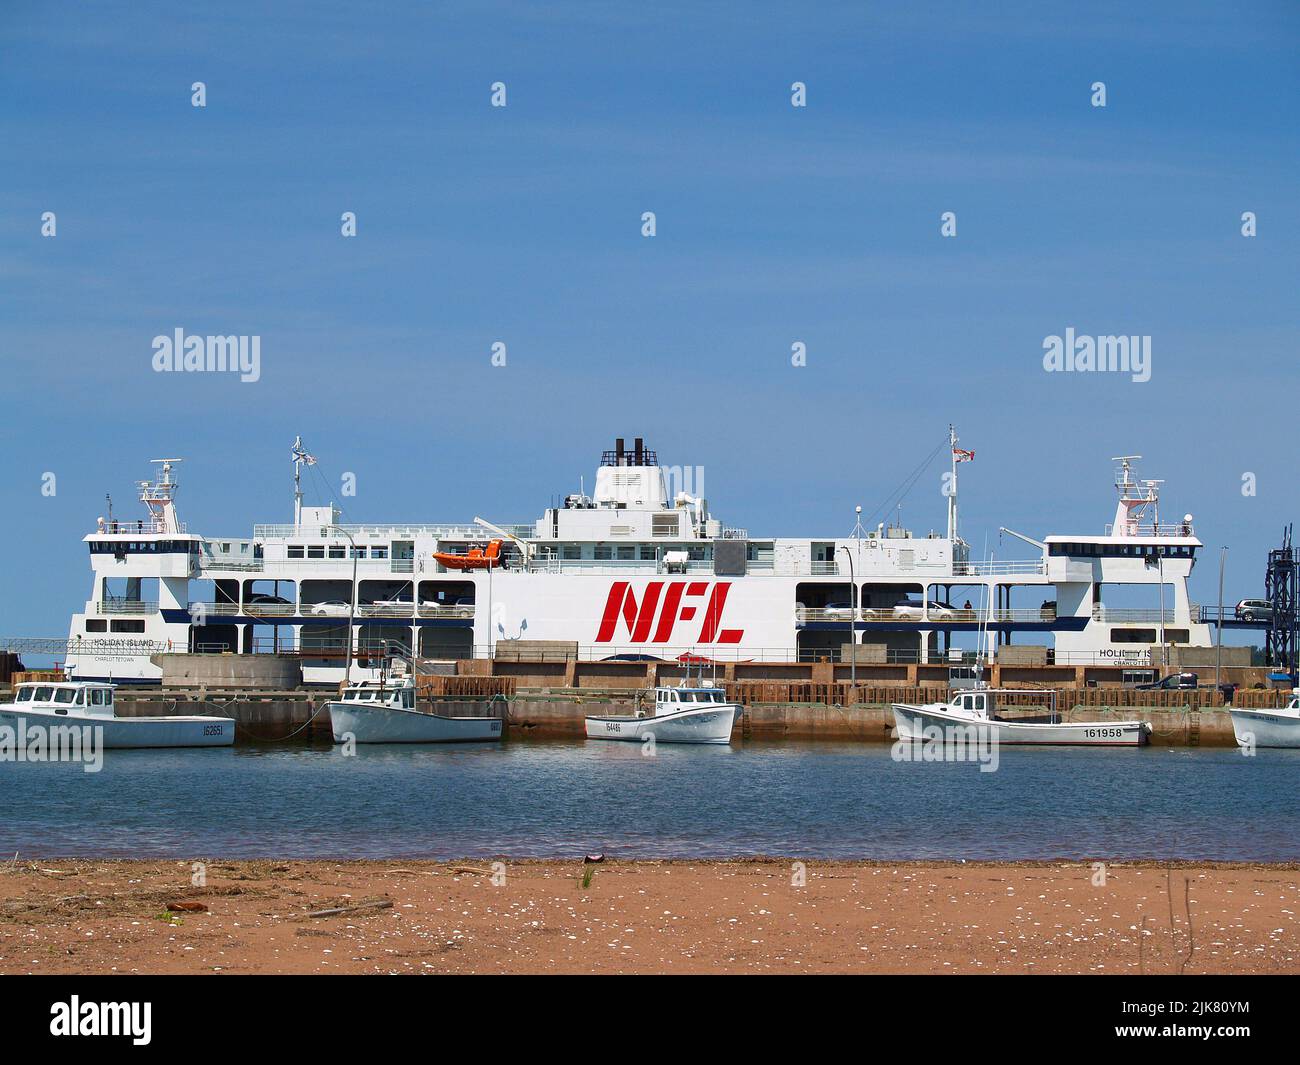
[585,704,742,744]
[0,708,233,748]
[892,704,1148,747]
[328,701,503,744]
[1229,706,1300,749]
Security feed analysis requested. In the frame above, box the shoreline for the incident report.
[4,858,1297,975]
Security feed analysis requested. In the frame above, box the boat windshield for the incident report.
[33,686,54,702]
[15,686,33,702]
[54,688,78,705]
[679,689,723,703]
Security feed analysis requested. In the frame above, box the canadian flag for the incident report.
[953,448,975,462]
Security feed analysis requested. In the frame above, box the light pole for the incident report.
[329,524,359,685]
[838,544,857,688]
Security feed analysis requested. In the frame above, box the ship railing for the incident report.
[954,559,1046,576]
[185,601,476,620]
[1194,605,1245,623]
[252,523,534,539]
[458,646,1174,668]
[796,607,1056,624]
[190,602,241,616]
[355,602,415,618]
[1103,522,1195,538]
[417,603,475,618]
[719,527,748,539]
[190,601,296,617]
[198,559,264,572]
[93,519,187,535]
[1092,607,1184,623]
[204,557,406,571]
[525,558,716,574]
[242,602,297,616]
[96,598,159,615]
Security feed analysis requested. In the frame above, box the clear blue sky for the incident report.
[1,1,1297,643]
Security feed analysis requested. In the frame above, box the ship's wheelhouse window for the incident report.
[329,545,345,559]
[1112,628,1157,643]
[111,619,146,633]
[54,688,77,704]
[308,545,325,559]
[288,545,305,559]
[86,619,107,632]
[34,686,54,702]
[15,686,33,702]
[90,689,109,707]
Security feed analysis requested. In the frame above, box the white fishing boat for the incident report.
[892,686,1149,747]
[585,684,742,744]
[1229,693,1300,748]
[0,681,234,748]
[327,676,503,744]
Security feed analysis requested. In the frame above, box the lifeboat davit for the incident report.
[433,539,503,571]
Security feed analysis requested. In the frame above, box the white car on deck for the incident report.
[891,600,956,620]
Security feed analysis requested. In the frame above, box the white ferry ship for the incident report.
[63,433,1211,684]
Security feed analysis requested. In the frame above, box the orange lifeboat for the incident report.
[433,539,503,571]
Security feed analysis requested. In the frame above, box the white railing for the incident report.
[202,557,418,572]
[797,607,1056,624]
[417,604,475,619]
[356,603,415,618]
[187,601,475,620]
[251,522,534,540]
[1103,522,1195,538]
[954,559,1047,576]
[525,558,715,575]
[94,520,188,534]
[1093,607,1183,623]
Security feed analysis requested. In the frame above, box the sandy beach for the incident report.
[2,858,1297,975]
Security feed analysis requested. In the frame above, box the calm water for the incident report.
[1,739,1296,861]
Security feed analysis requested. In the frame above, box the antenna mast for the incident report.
[290,436,318,528]
[947,425,958,541]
